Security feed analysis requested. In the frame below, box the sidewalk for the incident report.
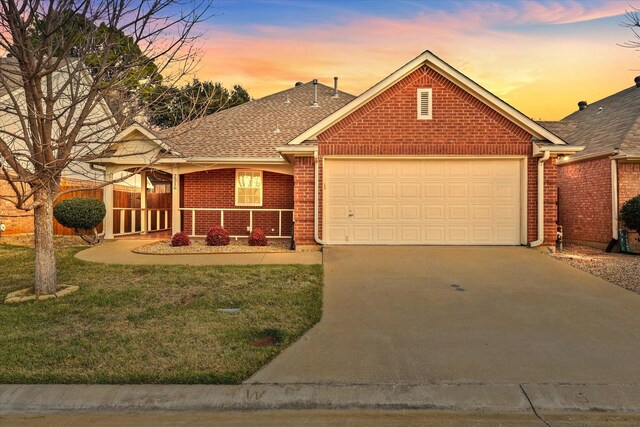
[1,383,639,422]
[74,240,322,265]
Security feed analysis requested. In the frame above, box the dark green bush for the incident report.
[621,194,640,233]
[54,197,106,232]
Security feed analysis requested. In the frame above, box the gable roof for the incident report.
[539,85,640,160]
[288,50,568,146]
[161,81,355,160]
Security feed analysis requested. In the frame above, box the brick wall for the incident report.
[181,168,294,237]
[618,162,640,211]
[557,158,612,244]
[0,180,34,235]
[309,65,556,245]
[293,157,316,245]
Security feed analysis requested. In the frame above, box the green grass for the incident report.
[0,244,322,384]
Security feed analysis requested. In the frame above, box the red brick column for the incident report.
[293,157,318,246]
[543,157,558,245]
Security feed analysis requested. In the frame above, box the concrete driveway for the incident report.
[248,246,640,385]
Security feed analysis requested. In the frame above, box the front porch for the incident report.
[103,165,297,243]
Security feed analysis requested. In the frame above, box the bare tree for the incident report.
[621,6,640,50]
[0,0,211,294]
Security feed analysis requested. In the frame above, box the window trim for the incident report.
[417,88,433,120]
[235,169,263,207]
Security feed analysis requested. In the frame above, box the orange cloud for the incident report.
[195,0,636,120]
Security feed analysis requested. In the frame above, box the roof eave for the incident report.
[288,51,567,146]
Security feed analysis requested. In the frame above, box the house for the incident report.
[0,57,156,236]
[95,51,583,246]
[540,80,640,248]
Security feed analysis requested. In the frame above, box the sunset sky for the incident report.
[195,0,640,121]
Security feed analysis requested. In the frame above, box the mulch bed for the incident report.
[550,243,640,295]
[133,239,293,254]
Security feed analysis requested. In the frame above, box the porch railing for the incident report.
[178,207,294,238]
[113,208,171,236]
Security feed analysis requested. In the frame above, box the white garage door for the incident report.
[324,158,523,245]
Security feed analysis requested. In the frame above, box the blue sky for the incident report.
[193,0,638,119]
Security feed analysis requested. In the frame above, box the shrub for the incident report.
[621,194,640,233]
[248,228,268,246]
[171,231,191,247]
[206,226,230,246]
[53,197,106,245]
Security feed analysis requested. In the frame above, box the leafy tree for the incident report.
[147,80,252,128]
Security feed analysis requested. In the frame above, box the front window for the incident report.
[235,170,263,206]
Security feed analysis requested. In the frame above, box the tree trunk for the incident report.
[33,188,57,294]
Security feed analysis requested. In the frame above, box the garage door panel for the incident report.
[424,205,445,220]
[353,205,374,220]
[399,161,421,177]
[424,183,445,198]
[376,205,397,221]
[400,226,421,242]
[424,226,445,243]
[324,159,522,245]
[448,162,470,177]
[471,161,493,177]
[400,204,420,220]
[352,182,373,199]
[327,225,349,243]
[448,205,469,221]
[376,226,397,242]
[400,182,421,198]
[376,182,397,198]
[448,226,470,242]
[327,182,349,199]
[471,182,493,198]
[327,204,349,221]
[447,182,469,198]
[352,162,373,177]
[352,226,373,242]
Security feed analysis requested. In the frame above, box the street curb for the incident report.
[2,383,639,414]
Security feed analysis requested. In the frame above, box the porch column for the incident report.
[140,170,147,234]
[103,166,114,240]
[171,165,181,234]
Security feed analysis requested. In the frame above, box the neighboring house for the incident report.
[0,57,149,236]
[540,80,640,248]
[95,51,583,247]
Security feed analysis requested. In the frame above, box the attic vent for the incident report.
[417,88,432,120]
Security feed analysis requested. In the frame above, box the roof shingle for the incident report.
[161,82,355,159]
[538,85,640,159]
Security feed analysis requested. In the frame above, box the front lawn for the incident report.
[0,243,322,384]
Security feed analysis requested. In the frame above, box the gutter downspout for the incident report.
[611,159,619,240]
[529,150,551,247]
[314,151,326,245]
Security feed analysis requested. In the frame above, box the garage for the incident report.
[324,158,525,245]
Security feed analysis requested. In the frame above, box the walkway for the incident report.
[75,240,322,265]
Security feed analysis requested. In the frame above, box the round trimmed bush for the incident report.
[620,194,640,233]
[248,228,268,246]
[171,231,191,247]
[206,226,230,246]
[53,197,106,231]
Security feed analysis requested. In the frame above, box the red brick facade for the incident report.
[295,65,558,245]
[618,162,640,211]
[181,168,294,237]
[557,158,612,244]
